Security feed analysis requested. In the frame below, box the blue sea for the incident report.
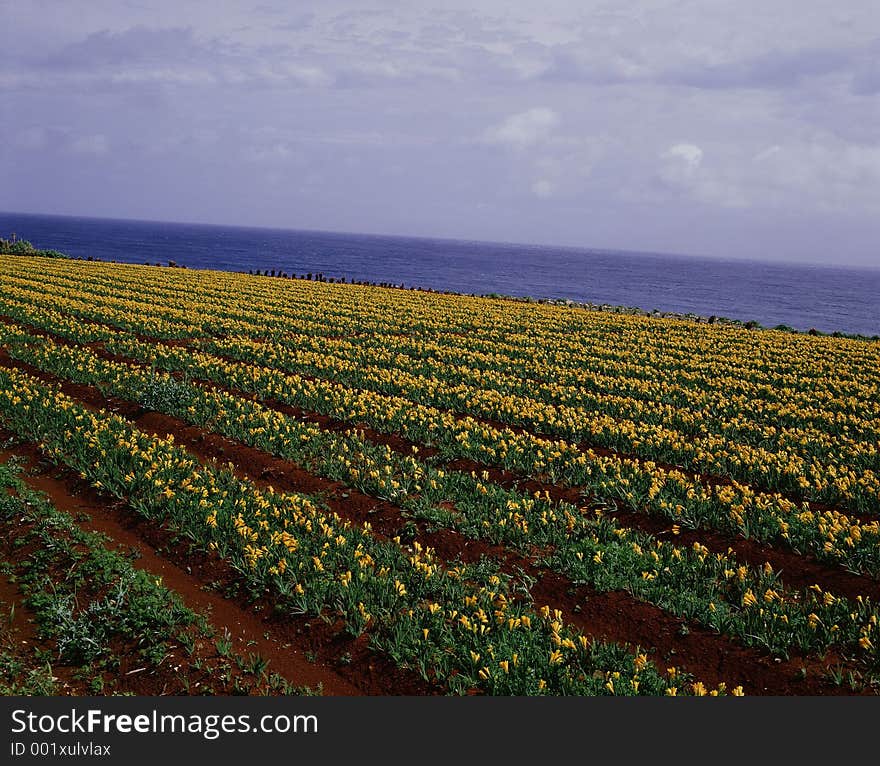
[2,211,878,337]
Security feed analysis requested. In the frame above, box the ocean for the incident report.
[2,211,878,337]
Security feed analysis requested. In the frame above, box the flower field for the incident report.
[1,254,879,695]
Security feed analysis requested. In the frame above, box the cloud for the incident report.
[650,137,880,213]
[527,32,876,97]
[43,26,200,70]
[753,145,782,163]
[483,107,560,149]
[242,140,309,164]
[7,24,334,91]
[281,64,334,88]
[653,142,750,208]
[665,143,703,169]
[531,179,554,198]
[536,42,647,85]
[663,46,853,90]
[14,126,112,157]
[658,143,704,186]
[747,140,880,211]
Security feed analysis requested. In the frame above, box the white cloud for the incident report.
[484,107,560,149]
[654,142,750,207]
[283,64,334,88]
[651,137,880,213]
[664,143,703,172]
[743,140,880,211]
[657,142,705,192]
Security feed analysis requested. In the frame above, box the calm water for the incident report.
[2,211,878,336]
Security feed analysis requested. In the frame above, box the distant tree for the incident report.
[0,234,68,258]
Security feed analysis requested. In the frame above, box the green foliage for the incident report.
[0,460,199,674]
[0,234,68,259]
[137,373,194,412]
[0,646,57,695]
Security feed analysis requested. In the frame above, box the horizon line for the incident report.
[1,207,877,273]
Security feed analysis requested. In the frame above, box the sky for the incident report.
[2,1,880,266]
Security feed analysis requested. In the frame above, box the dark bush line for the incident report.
[1,234,68,259]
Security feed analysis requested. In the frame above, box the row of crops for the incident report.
[1,254,878,694]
